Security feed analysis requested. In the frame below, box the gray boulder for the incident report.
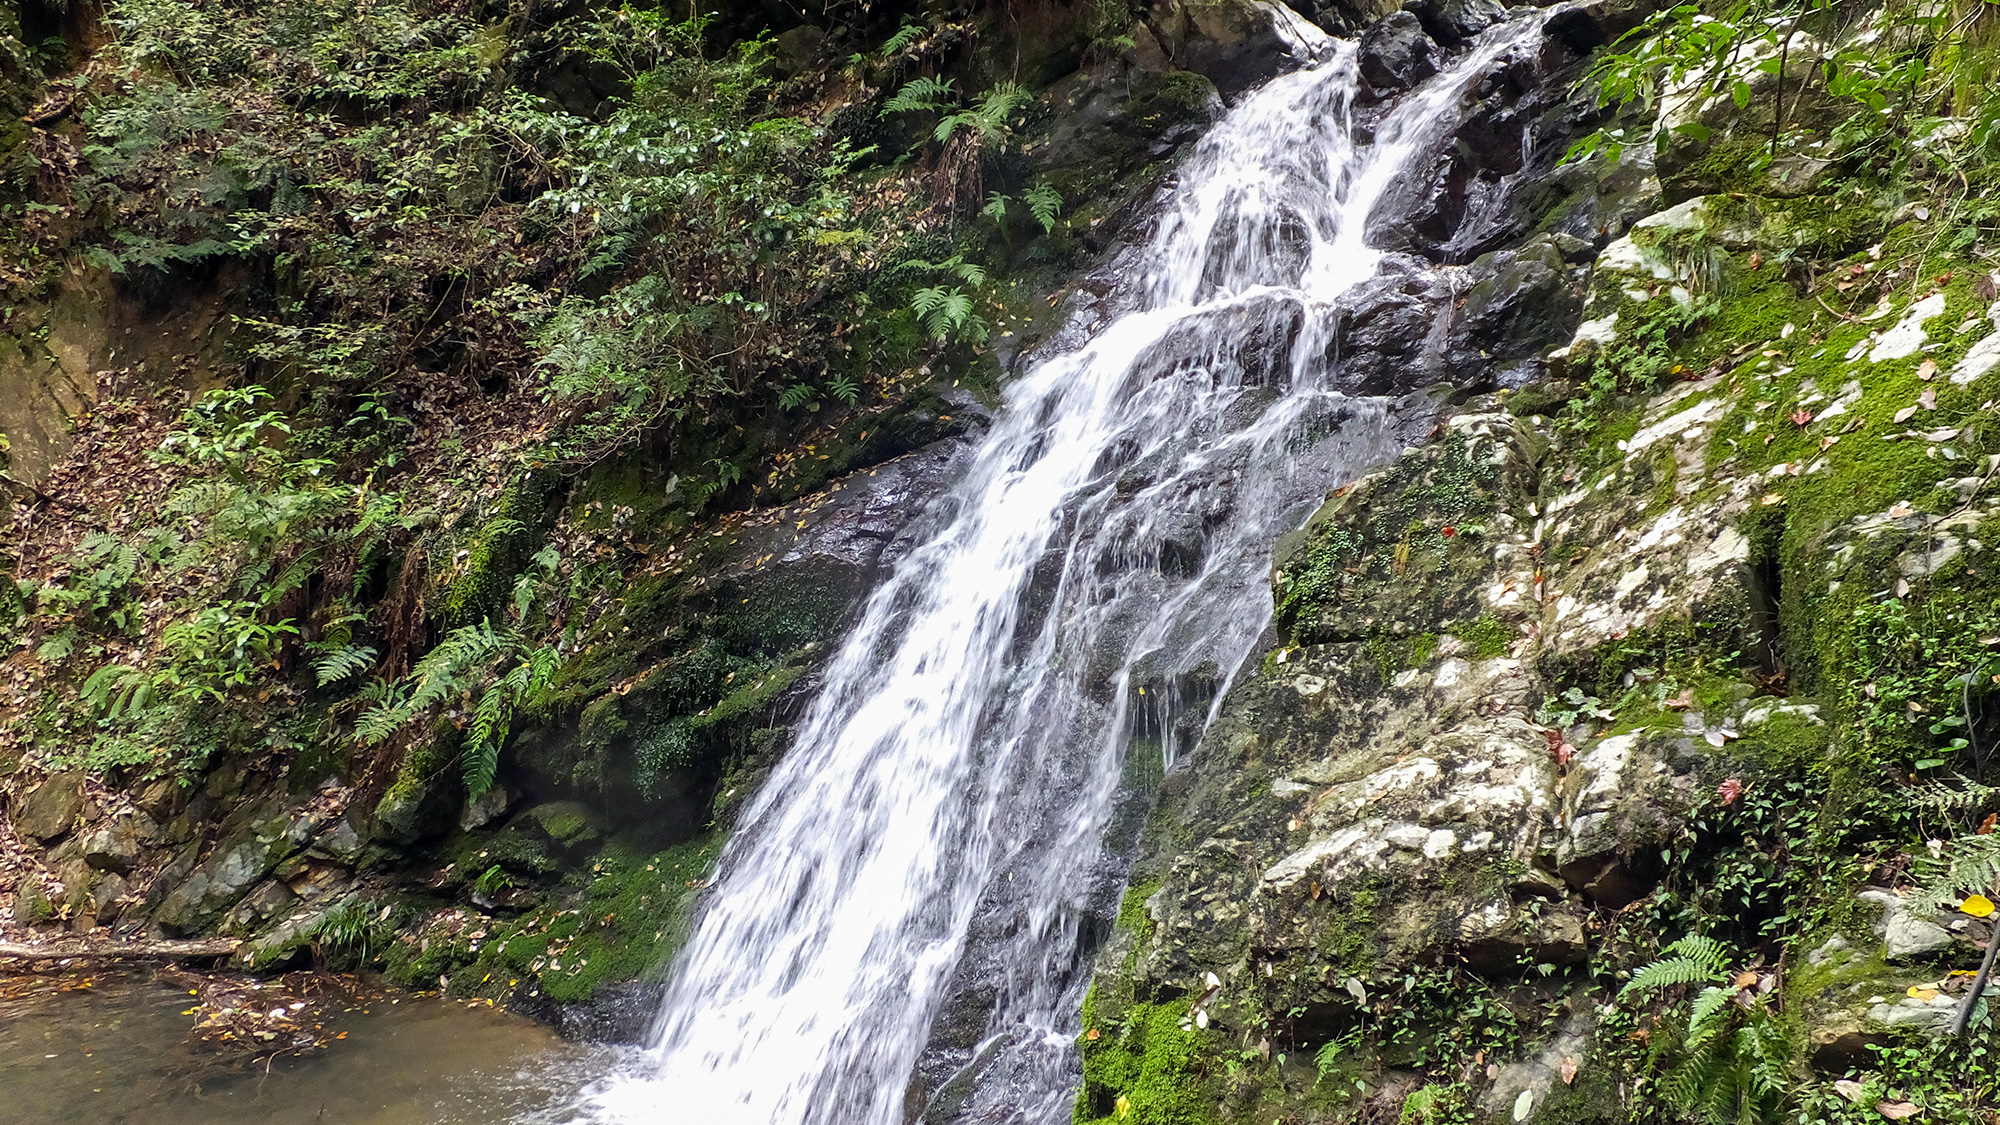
[15,771,85,841]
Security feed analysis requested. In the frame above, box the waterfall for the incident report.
[585,13,1541,1125]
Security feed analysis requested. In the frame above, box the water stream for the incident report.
[589,12,1542,1125]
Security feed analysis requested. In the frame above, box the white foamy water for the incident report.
[583,13,1540,1125]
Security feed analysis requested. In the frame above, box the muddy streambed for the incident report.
[0,970,626,1124]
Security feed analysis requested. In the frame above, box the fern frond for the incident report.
[407,620,511,712]
[313,643,379,687]
[264,550,319,604]
[1023,180,1062,234]
[780,383,817,410]
[1686,985,1734,1052]
[1917,776,2000,817]
[354,700,409,744]
[883,75,954,115]
[1910,832,2000,913]
[879,22,924,58]
[1624,934,1733,995]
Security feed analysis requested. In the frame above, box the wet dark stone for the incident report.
[1363,18,1654,264]
[1357,12,1439,96]
[1444,235,1589,388]
[1546,0,1664,53]
[1325,257,1452,394]
[1404,0,1511,45]
[1147,0,1302,101]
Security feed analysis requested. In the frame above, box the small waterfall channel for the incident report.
[589,11,1544,1124]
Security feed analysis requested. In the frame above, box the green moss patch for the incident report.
[458,831,722,1005]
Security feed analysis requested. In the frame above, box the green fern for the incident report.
[879,22,925,58]
[1910,832,2000,913]
[1685,984,1735,1050]
[779,383,817,410]
[827,373,861,406]
[312,642,379,687]
[1622,934,1732,995]
[1023,180,1063,234]
[1625,935,1791,1123]
[911,286,985,343]
[1918,776,2000,817]
[898,253,987,287]
[464,645,558,798]
[936,82,1029,144]
[883,75,955,116]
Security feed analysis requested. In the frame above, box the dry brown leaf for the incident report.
[1876,1101,1920,1120]
[1833,1080,1867,1104]
[1560,1056,1579,1085]
[1918,359,1938,381]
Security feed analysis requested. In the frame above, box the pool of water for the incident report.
[0,971,625,1125]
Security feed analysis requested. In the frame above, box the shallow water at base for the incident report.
[0,973,617,1125]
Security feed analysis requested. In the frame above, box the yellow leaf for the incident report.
[1963,894,1996,918]
[1114,1095,1131,1119]
[1907,986,1939,1000]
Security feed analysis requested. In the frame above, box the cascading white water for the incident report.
[585,14,1539,1125]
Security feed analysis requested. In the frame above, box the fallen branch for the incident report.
[0,937,241,962]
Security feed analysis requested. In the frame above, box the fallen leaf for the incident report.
[1918,388,1936,411]
[1560,1056,1579,1085]
[1733,970,1761,991]
[1833,1079,1867,1104]
[1898,578,1911,598]
[1895,405,1920,423]
[1908,985,1940,1000]
[1889,501,1916,518]
[1717,778,1745,805]
[1962,894,1996,918]
[1876,1101,1920,1120]
[1978,813,1996,835]
[1919,358,1938,381]
[1086,1028,1100,1041]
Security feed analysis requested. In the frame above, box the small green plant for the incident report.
[1536,686,1615,728]
[1398,1083,1476,1125]
[1622,934,1791,1123]
[898,254,989,344]
[310,899,392,966]
[354,620,559,798]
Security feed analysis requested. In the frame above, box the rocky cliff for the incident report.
[1079,12,2000,1123]
[6,0,2000,1121]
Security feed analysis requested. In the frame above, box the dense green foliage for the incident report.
[0,0,1100,800]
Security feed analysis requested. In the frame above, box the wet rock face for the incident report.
[503,435,978,831]
[1088,383,1803,1112]
[1146,0,1316,101]
[1356,12,1439,95]
[1364,17,1661,265]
